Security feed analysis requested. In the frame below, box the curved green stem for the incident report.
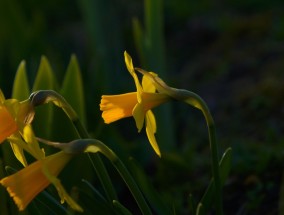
[29,90,117,202]
[42,137,152,215]
[74,118,118,202]
[162,88,223,214]
[83,139,152,215]
[180,90,223,215]
[133,70,223,214]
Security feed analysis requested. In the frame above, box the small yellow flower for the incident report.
[100,51,170,157]
[0,151,82,212]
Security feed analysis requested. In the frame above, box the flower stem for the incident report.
[72,118,118,202]
[39,138,152,214]
[84,139,152,215]
[29,90,117,202]
[177,90,223,215]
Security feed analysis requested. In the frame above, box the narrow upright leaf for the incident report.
[197,147,232,215]
[61,54,86,125]
[32,56,57,91]
[128,157,171,215]
[113,200,132,215]
[132,18,146,65]
[12,60,30,100]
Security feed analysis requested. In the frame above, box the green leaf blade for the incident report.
[197,147,232,215]
[12,60,30,100]
[32,56,58,91]
[60,54,86,125]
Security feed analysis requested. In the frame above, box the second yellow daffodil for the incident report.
[0,126,83,212]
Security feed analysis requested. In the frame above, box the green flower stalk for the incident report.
[135,68,223,214]
[38,137,152,215]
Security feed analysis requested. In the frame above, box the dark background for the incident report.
[0,0,283,214]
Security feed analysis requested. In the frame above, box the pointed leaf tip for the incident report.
[60,54,86,125]
[12,60,30,100]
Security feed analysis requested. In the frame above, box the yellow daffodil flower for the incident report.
[100,51,170,157]
[0,151,82,212]
[0,90,35,166]
[0,127,83,212]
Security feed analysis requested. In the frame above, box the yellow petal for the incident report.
[0,152,73,211]
[42,159,83,212]
[142,71,157,93]
[0,105,18,143]
[143,72,178,98]
[0,90,5,103]
[146,110,156,133]
[132,103,145,132]
[4,99,34,128]
[100,93,138,123]
[145,111,161,157]
[124,51,134,75]
[54,180,83,212]
[8,134,37,164]
[136,68,170,94]
[3,99,19,117]
[23,125,45,160]
[18,100,34,125]
[124,51,143,102]
[9,134,28,167]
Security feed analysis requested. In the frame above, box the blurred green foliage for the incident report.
[0,0,284,214]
